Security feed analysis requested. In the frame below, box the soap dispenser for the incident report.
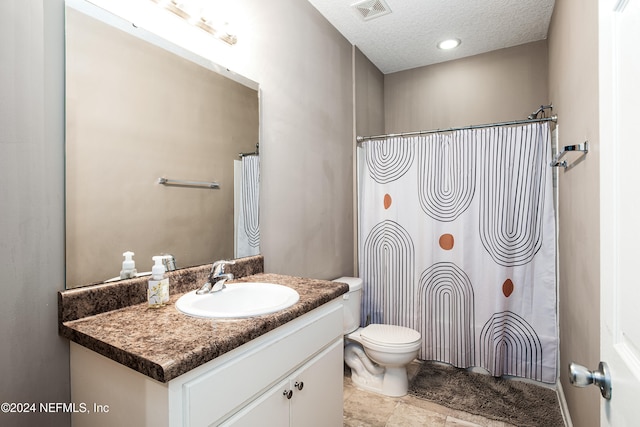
[148,256,169,307]
[120,251,137,279]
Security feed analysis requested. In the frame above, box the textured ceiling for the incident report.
[307,0,556,74]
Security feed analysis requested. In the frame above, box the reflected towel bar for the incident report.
[158,177,220,189]
[550,142,589,168]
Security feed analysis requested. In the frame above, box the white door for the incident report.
[599,0,640,425]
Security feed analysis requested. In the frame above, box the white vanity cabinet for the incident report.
[221,339,343,426]
[70,298,344,427]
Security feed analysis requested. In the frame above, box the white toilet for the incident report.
[335,277,421,397]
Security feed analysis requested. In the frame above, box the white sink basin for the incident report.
[175,282,300,318]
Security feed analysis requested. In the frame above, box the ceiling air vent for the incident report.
[351,0,392,21]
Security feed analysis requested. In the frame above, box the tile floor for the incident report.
[343,362,517,427]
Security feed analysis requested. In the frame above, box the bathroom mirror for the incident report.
[65,1,259,288]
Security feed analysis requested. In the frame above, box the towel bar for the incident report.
[158,177,220,189]
[550,142,589,168]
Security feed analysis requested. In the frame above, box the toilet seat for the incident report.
[360,324,421,353]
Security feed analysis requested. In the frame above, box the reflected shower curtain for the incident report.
[234,156,260,258]
[357,122,557,383]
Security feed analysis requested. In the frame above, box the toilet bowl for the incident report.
[335,277,421,397]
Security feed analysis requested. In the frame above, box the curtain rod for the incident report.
[239,143,259,158]
[356,115,558,143]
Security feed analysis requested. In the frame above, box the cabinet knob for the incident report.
[294,381,304,391]
[283,389,293,399]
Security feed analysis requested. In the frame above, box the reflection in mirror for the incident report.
[65,1,259,288]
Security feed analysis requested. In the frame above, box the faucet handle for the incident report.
[211,259,236,275]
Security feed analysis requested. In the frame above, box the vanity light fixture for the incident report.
[437,38,461,50]
[149,0,237,45]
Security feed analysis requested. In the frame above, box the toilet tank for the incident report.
[333,277,362,334]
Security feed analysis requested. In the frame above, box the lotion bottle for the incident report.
[148,256,169,307]
[120,251,137,279]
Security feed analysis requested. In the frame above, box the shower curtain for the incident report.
[357,122,557,383]
[234,155,260,258]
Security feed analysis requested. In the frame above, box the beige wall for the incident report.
[353,46,385,273]
[354,47,385,138]
[0,1,70,426]
[384,41,549,133]
[548,0,602,425]
[227,0,356,279]
[65,8,258,287]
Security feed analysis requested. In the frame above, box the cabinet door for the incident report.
[182,299,343,426]
[219,377,290,427]
[290,339,343,427]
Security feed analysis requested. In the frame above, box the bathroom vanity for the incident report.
[59,256,348,426]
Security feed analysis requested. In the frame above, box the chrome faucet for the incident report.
[196,260,236,294]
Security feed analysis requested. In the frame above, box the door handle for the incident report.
[569,361,612,400]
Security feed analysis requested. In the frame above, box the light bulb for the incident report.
[437,38,461,50]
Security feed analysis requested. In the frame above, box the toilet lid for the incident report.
[360,324,421,346]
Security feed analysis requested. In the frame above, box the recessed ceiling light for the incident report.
[437,38,461,50]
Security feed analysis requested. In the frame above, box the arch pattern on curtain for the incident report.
[364,137,415,184]
[418,262,475,366]
[478,125,548,266]
[479,311,543,381]
[361,220,415,327]
[417,132,477,222]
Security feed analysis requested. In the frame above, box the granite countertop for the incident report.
[59,257,349,383]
